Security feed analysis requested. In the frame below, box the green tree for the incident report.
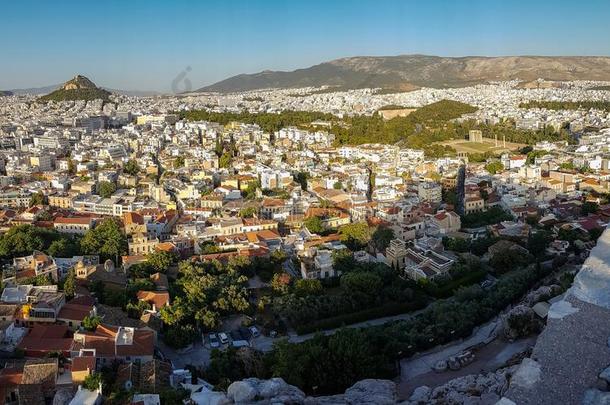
[332,249,356,274]
[339,222,371,250]
[97,181,117,198]
[341,271,383,295]
[581,201,599,215]
[442,237,470,253]
[48,237,81,257]
[0,225,62,259]
[63,268,76,300]
[238,207,257,218]
[146,250,176,273]
[304,216,324,234]
[83,372,103,391]
[271,273,291,295]
[219,152,232,168]
[29,192,45,207]
[126,300,151,319]
[370,226,394,252]
[485,161,504,174]
[67,159,77,175]
[294,279,323,297]
[80,218,127,262]
[527,231,552,257]
[174,156,185,168]
[294,172,308,191]
[123,159,140,176]
[82,315,101,331]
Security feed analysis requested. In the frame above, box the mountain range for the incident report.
[197,55,610,93]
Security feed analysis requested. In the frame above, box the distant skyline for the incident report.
[3,0,610,92]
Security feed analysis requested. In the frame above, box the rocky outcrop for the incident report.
[522,285,562,307]
[219,378,396,404]
[403,366,515,405]
[501,305,541,340]
[502,227,610,404]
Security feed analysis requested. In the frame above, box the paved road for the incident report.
[400,320,500,382]
[397,336,537,400]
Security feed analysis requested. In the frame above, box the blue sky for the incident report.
[2,0,610,92]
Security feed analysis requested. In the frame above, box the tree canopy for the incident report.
[80,218,127,262]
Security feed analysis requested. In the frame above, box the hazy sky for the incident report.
[2,0,610,92]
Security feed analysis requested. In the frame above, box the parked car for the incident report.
[232,339,250,348]
[249,326,260,338]
[218,332,229,345]
[208,333,220,348]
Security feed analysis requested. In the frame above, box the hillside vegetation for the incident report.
[40,87,111,102]
[39,75,111,102]
[181,100,572,157]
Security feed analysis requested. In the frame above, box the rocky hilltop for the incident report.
[40,75,111,102]
[198,55,610,92]
[191,378,398,404]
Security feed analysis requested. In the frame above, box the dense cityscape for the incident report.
[4,1,610,405]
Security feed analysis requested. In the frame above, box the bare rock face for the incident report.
[227,377,306,403]
[343,379,397,404]
[225,378,396,404]
[522,285,562,307]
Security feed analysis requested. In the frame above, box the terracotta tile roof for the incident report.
[71,356,96,373]
[124,212,145,225]
[136,291,170,308]
[54,216,92,225]
[79,324,154,358]
[57,297,94,322]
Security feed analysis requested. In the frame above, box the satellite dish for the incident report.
[104,259,115,273]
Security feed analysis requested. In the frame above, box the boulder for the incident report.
[227,380,257,403]
[583,389,610,405]
[343,379,396,404]
[190,390,230,405]
[600,366,610,384]
[409,386,431,403]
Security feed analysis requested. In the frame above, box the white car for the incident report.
[208,333,220,348]
[218,332,229,345]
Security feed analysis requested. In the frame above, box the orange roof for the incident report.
[79,324,154,357]
[72,356,96,372]
[54,216,92,225]
[156,242,177,253]
[124,212,145,225]
[136,291,170,308]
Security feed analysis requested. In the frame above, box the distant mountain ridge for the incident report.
[197,55,610,93]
